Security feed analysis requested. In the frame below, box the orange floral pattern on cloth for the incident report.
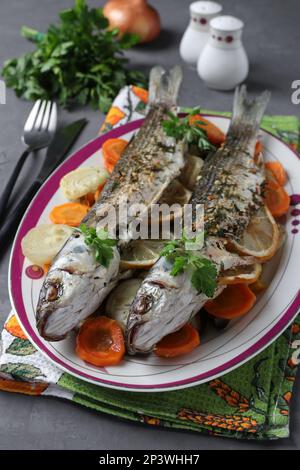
[4,314,27,340]
[100,106,126,132]
[0,378,48,396]
[178,409,258,434]
[208,379,250,412]
[131,86,149,104]
[140,415,161,426]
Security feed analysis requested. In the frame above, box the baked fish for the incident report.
[126,85,271,354]
[36,66,186,341]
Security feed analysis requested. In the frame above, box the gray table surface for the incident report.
[0,0,299,450]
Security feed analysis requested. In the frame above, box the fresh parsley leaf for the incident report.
[160,236,217,298]
[2,0,146,112]
[162,108,216,153]
[170,255,189,276]
[78,224,117,267]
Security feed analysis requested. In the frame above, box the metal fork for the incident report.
[0,100,57,222]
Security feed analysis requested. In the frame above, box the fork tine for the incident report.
[40,101,52,131]
[48,102,58,133]
[34,100,48,130]
[24,99,42,133]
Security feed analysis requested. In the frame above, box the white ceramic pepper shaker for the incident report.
[197,15,249,90]
[179,1,223,66]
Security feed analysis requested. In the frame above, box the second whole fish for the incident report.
[126,85,271,354]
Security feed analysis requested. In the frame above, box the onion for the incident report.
[103,0,161,44]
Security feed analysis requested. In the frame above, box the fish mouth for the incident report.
[126,292,155,354]
[36,277,67,341]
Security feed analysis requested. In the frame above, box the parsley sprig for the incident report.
[79,224,116,267]
[162,108,216,152]
[2,0,146,112]
[160,234,217,298]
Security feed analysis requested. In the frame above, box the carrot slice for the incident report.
[49,203,89,227]
[102,138,128,173]
[76,316,125,367]
[81,192,95,208]
[188,115,225,146]
[43,264,51,275]
[94,182,106,202]
[265,183,290,218]
[265,161,287,186]
[204,284,256,319]
[154,323,200,358]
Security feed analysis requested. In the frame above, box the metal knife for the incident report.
[0,118,87,252]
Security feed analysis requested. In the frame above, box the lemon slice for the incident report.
[230,205,280,262]
[120,239,167,270]
[105,278,142,331]
[152,179,192,224]
[219,263,262,285]
[179,154,204,191]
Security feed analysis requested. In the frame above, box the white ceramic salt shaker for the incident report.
[197,15,249,90]
[179,1,223,66]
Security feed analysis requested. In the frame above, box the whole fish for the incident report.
[126,86,271,354]
[36,66,186,341]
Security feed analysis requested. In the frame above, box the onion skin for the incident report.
[103,0,161,44]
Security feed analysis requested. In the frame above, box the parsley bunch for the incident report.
[162,108,216,152]
[160,234,217,298]
[79,224,116,267]
[2,0,146,112]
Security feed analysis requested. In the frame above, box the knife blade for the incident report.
[0,118,87,253]
[36,118,87,182]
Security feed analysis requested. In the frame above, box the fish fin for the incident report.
[148,65,183,108]
[230,85,271,134]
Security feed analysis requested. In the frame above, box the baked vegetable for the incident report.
[154,323,200,358]
[60,167,109,201]
[49,202,89,227]
[76,316,125,366]
[21,224,73,265]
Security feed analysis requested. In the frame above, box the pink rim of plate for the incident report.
[9,115,300,391]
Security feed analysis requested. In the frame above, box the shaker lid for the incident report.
[210,15,244,32]
[190,1,222,16]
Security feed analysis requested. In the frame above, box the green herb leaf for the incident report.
[160,236,217,298]
[162,108,216,153]
[78,224,117,267]
[2,1,146,112]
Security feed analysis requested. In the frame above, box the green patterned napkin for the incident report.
[0,86,299,440]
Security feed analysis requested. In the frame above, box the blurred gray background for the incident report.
[0,0,299,450]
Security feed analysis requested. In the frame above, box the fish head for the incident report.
[126,258,203,354]
[36,234,120,341]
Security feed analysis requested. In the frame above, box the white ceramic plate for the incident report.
[9,115,300,392]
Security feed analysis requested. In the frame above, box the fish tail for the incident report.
[148,65,183,108]
[229,85,271,137]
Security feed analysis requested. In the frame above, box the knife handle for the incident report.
[0,149,30,224]
[0,180,41,254]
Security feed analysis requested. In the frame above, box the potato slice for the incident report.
[21,224,73,265]
[60,167,109,200]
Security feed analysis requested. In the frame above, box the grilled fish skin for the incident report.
[126,86,271,354]
[36,66,186,341]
